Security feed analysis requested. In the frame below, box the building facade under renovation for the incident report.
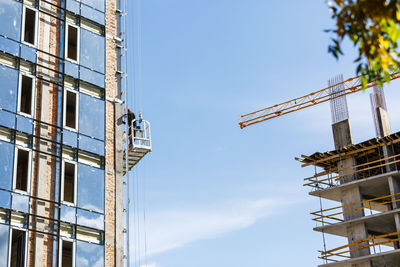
[298,79,400,266]
[0,0,152,266]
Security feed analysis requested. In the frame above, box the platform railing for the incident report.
[129,119,151,150]
[304,152,400,190]
[312,192,400,225]
[320,231,400,262]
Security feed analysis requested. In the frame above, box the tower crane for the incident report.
[238,72,400,129]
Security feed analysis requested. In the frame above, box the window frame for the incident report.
[8,227,28,267]
[21,5,39,47]
[61,159,77,206]
[65,22,80,63]
[17,73,36,118]
[12,146,32,195]
[63,88,79,132]
[59,238,76,267]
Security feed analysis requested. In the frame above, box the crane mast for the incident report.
[238,72,400,129]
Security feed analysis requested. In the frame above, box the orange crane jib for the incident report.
[238,73,400,129]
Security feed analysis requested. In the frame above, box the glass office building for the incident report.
[0,0,126,266]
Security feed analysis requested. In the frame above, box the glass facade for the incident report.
[0,0,109,265]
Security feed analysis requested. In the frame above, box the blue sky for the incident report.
[126,1,400,266]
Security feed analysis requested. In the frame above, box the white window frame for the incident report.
[21,5,39,47]
[65,23,80,63]
[17,73,36,118]
[59,238,76,267]
[61,159,77,206]
[63,88,79,132]
[8,227,28,267]
[13,146,32,195]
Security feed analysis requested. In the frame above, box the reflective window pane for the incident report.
[20,44,37,63]
[81,5,104,25]
[0,36,19,56]
[61,204,76,224]
[80,29,105,74]
[0,65,18,112]
[0,140,14,190]
[16,115,33,134]
[0,0,22,41]
[0,110,15,129]
[0,224,9,267]
[78,135,104,156]
[12,193,29,213]
[77,209,104,230]
[79,67,105,88]
[63,129,78,148]
[81,0,104,12]
[76,241,104,267]
[79,93,104,140]
[65,61,79,78]
[0,190,11,209]
[66,0,80,14]
[77,164,104,213]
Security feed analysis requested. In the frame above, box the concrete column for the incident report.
[332,119,353,150]
[332,120,371,261]
[388,176,400,249]
[377,107,392,137]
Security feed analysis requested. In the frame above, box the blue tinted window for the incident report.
[77,164,104,213]
[81,5,104,25]
[77,209,104,230]
[0,190,11,209]
[76,241,104,267]
[78,135,104,156]
[80,29,105,73]
[65,61,79,78]
[79,93,104,140]
[0,141,14,190]
[63,129,78,148]
[0,65,18,112]
[66,0,80,14]
[0,224,9,267]
[0,36,19,56]
[81,0,104,12]
[16,115,33,134]
[20,44,37,63]
[0,0,22,41]
[79,67,105,88]
[61,204,76,224]
[0,110,16,129]
[12,193,29,213]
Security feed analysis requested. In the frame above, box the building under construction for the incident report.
[0,0,150,266]
[297,79,400,266]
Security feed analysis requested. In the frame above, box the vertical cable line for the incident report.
[130,0,137,265]
[142,157,148,267]
[122,0,131,266]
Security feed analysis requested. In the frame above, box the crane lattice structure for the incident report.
[238,72,400,129]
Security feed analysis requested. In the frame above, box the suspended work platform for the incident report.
[123,119,152,173]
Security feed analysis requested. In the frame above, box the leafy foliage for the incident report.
[327,0,400,87]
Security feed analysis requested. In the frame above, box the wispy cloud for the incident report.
[138,197,298,257]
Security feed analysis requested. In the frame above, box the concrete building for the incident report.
[0,0,150,266]
[297,80,400,266]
